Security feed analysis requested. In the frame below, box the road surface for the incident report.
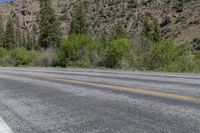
[0,67,199,133]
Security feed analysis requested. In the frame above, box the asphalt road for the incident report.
[0,67,199,133]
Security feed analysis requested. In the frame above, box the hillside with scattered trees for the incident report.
[0,0,200,72]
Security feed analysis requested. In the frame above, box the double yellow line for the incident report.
[25,74,200,102]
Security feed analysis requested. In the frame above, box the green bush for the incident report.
[173,2,184,12]
[147,40,177,70]
[146,40,197,72]
[59,34,97,67]
[12,48,38,66]
[105,38,132,68]
[175,44,197,72]
[0,47,12,66]
[194,52,200,70]
[0,47,8,58]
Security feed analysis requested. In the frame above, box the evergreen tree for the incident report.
[152,18,161,42]
[38,0,61,49]
[142,14,161,43]
[142,15,152,37]
[112,22,127,39]
[32,35,37,50]
[4,17,15,50]
[70,0,89,34]
[22,32,26,48]
[32,23,38,49]
[26,32,32,50]
[25,32,35,50]
[0,15,4,47]
[15,17,22,47]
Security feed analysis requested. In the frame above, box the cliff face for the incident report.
[0,0,200,43]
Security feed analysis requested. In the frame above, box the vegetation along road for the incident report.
[0,67,199,133]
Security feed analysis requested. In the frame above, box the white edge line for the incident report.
[0,117,13,133]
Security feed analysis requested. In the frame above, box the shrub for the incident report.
[175,44,197,72]
[0,47,13,66]
[12,48,37,66]
[0,55,13,66]
[58,34,97,67]
[36,48,58,66]
[173,2,184,12]
[147,40,177,70]
[147,40,197,72]
[193,52,200,70]
[0,47,8,58]
[105,38,132,68]
[192,37,200,50]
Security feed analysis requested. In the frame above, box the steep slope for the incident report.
[0,0,200,43]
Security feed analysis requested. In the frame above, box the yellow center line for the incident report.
[26,74,200,102]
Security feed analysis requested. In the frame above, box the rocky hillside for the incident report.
[0,0,200,44]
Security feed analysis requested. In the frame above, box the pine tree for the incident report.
[38,0,61,49]
[32,23,38,49]
[70,0,89,35]
[15,17,22,48]
[0,15,4,47]
[152,18,161,42]
[22,32,26,48]
[25,32,35,50]
[142,14,161,43]
[26,32,32,50]
[112,22,127,39]
[4,17,15,50]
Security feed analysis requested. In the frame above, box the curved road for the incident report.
[0,67,199,133]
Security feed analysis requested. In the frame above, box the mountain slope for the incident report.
[0,0,200,43]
